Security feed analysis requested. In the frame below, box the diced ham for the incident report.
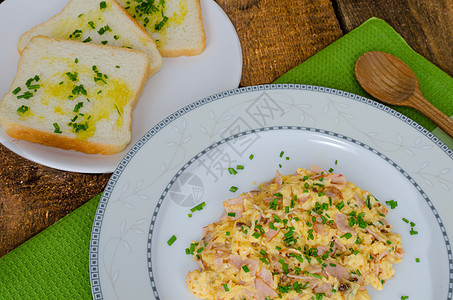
[298,195,311,203]
[264,228,279,241]
[220,209,243,221]
[311,164,324,174]
[395,247,405,259]
[354,193,365,207]
[314,283,333,297]
[324,187,343,200]
[325,260,350,283]
[374,250,389,262]
[307,264,323,274]
[335,213,357,236]
[227,255,259,275]
[274,170,283,185]
[326,173,347,189]
[366,227,385,242]
[255,277,278,299]
[257,267,273,286]
[223,195,247,207]
[313,222,327,236]
[316,245,329,256]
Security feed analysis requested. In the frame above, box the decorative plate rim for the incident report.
[90,83,453,299]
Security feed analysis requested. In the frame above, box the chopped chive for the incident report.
[82,37,92,43]
[190,202,206,212]
[226,231,230,236]
[17,91,34,99]
[242,265,250,273]
[115,65,120,69]
[236,165,244,170]
[101,40,108,45]
[16,105,29,114]
[385,200,398,209]
[12,87,21,95]
[73,102,84,113]
[415,258,420,263]
[402,218,409,223]
[227,212,236,217]
[53,122,62,134]
[228,167,237,175]
[188,213,192,218]
[223,284,229,292]
[336,201,345,210]
[249,154,254,160]
[229,186,238,192]
[167,235,177,246]
[279,151,284,157]
[340,233,353,239]
[113,35,120,40]
[252,232,261,239]
[100,1,107,9]
[74,58,79,64]
[409,228,418,235]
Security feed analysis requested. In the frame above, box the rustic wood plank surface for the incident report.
[0,0,452,258]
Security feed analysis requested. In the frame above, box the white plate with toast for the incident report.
[90,85,453,299]
[0,0,242,173]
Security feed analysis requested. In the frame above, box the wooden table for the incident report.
[0,0,452,257]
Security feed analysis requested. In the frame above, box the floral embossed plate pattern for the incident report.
[0,0,242,173]
[90,85,453,299]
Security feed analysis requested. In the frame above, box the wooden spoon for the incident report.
[355,51,453,138]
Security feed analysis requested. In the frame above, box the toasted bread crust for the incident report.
[1,36,150,155]
[2,121,124,155]
[17,0,162,76]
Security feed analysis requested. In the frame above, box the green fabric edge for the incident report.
[274,17,453,147]
[1,17,453,300]
[0,194,101,299]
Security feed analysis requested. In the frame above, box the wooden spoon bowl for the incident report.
[355,51,453,138]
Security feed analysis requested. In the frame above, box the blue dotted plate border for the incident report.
[90,84,453,299]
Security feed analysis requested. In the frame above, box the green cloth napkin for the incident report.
[274,17,453,148]
[1,17,452,299]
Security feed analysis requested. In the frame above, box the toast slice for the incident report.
[17,0,162,76]
[116,0,206,57]
[0,36,150,155]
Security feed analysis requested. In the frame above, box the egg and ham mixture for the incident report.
[186,165,404,300]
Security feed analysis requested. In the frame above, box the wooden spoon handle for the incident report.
[408,88,453,138]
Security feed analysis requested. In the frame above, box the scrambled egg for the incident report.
[186,165,404,300]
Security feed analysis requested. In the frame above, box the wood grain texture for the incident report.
[334,0,453,77]
[214,0,343,86]
[0,144,110,257]
[1,0,452,258]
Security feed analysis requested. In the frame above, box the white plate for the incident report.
[90,85,453,299]
[0,0,242,173]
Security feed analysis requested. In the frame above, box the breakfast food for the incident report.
[186,165,404,299]
[116,0,206,57]
[0,36,150,155]
[17,0,162,76]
